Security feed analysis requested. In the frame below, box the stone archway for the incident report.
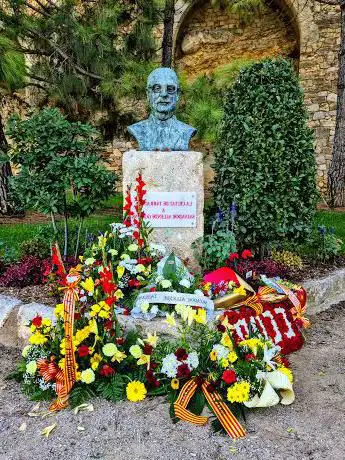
[174,0,300,79]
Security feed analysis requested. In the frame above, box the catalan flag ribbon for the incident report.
[174,379,247,439]
[49,270,81,411]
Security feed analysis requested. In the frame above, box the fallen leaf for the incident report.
[319,371,326,376]
[74,403,94,415]
[287,427,295,433]
[27,412,41,418]
[18,422,27,432]
[77,426,85,431]
[31,402,41,411]
[41,423,57,438]
[229,447,238,454]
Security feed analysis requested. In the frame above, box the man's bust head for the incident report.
[147,67,180,121]
[128,67,197,151]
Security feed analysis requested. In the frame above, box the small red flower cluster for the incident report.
[228,249,253,263]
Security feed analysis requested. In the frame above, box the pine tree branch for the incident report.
[27,29,103,81]
[24,1,50,17]
[315,0,339,5]
[33,0,55,14]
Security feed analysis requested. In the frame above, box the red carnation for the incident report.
[74,312,81,321]
[32,315,43,328]
[105,320,113,331]
[222,369,237,384]
[217,324,226,333]
[77,345,90,358]
[116,337,125,345]
[99,364,115,377]
[177,363,191,379]
[123,308,130,316]
[245,354,256,362]
[175,348,188,361]
[128,279,140,288]
[143,343,153,355]
[241,249,253,259]
[149,287,156,292]
[105,297,116,307]
[229,253,239,262]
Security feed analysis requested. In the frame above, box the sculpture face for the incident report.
[147,68,180,121]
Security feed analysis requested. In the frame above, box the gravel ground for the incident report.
[1,303,345,460]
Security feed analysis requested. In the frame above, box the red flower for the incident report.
[123,308,130,316]
[150,361,158,370]
[99,364,115,377]
[77,345,90,358]
[105,320,113,331]
[241,249,253,259]
[128,279,140,288]
[217,324,226,333]
[137,257,153,265]
[116,337,125,345]
[102,280,116,294]
[32,315,42,328]
[245,354,255,362]
[176,363,191,379]
[105,297,116,307]
[222,370,237,385]
[143,343,153,355]
[229,253,239,262]
[280,356,290,367]
[149,287,156,292]
[175,348,188,361]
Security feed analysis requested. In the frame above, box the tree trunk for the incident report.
[328,1,345,207]
[162,0,175,67]
[0,113,12,215]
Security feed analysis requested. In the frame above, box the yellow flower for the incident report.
[114,289,124,299]
[75,371,82,381]
[228,351,238,363]
[165,312,176,327]
[210,350,218,361]
[81,368,95,384]
[234,285,247,297]
[59,358,65,370]
[75,326,91,345]
[126,381,147,402]
[42,318,51,327]
[220,358,229,368]
[136,264,145,273]
[26,361,37,375]
[278,366,294,383]
[90,353,102,371]
[117,265,125,279]
[144,332,158,348]
[29,332,48,345]
[128,243,138,252]
[137,354,150,368]
[30,324,36,333]
[98,236,107,248]
[112,349,127,363]
[194,308,207,324]
[91,304,101,313]
[99,310,110,319]
[221,333,233,349]
[22,345,31,358]
[103,343,117,357]
[88,319,98,335]
[227,381,250,403]
[239,338,263,355]
[129,345,143,359]
[80,277,95,293]
[54,303,64,318]
[203,282,211,291]
[171,379,180,390]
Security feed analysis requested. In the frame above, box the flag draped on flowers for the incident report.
[50,269,81,411]
[174,378,246,439]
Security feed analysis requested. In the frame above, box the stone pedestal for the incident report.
[123,150,204,267]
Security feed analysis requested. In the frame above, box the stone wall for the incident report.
[173,0,341,197]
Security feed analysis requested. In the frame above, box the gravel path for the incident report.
[1,303,345,460]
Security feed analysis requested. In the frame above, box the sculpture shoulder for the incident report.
[173,119,197,138]
[128,119,150,136]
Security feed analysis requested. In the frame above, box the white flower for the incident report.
[179,278,191,288]
[194,289,204,297]
[108,249,118,256]
[149,243,166,255]
[186,352,199,370]
[161,353,179,378]
[150,305,159,316]
[160,279,172,289]
[128,244,138,252]
[212,344,230,361]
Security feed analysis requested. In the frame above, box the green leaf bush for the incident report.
[213,58,318,253]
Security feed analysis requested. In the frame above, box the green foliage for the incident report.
[7,108,116,257]
[0,0,159,136]
[213,59,318,252]
[96,374,126,402]
[179,59,256,144]
[69,385,96,409]
[19,237,51,260]
[210,0,264,24]
[0,36,26,93]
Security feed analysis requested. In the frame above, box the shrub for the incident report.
[236,259,291,281]
[20,238,51,260]
[213,58,318,254]
[0,256,50,287]
[271,250,303,270]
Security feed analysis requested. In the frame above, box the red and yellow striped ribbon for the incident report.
[235,286,277,316]
[174,379,246,439]
[49,271,80,411]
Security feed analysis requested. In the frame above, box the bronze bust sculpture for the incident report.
[128,68,197,151]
